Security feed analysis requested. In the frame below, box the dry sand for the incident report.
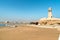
[0,25,59,40]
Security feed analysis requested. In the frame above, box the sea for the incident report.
[0,24,6,26]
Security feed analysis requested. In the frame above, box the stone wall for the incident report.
[39,20,60,25]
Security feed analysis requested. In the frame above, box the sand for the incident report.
[0,25,59,40]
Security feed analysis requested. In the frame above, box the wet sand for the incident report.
[0,25,59,40]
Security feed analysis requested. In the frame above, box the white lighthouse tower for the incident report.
[48,7,52,19]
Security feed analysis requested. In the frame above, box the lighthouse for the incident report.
[48,7,52,19]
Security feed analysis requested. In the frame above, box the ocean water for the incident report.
[0,24,6,26]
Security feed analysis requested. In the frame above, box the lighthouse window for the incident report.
[48,10,52,12]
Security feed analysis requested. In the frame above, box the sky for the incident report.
[0,0,60,22]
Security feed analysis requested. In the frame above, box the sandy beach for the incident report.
[0,25,59,40]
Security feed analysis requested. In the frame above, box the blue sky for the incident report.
[0,0,60,21]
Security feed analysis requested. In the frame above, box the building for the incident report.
[38,7,60,25]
